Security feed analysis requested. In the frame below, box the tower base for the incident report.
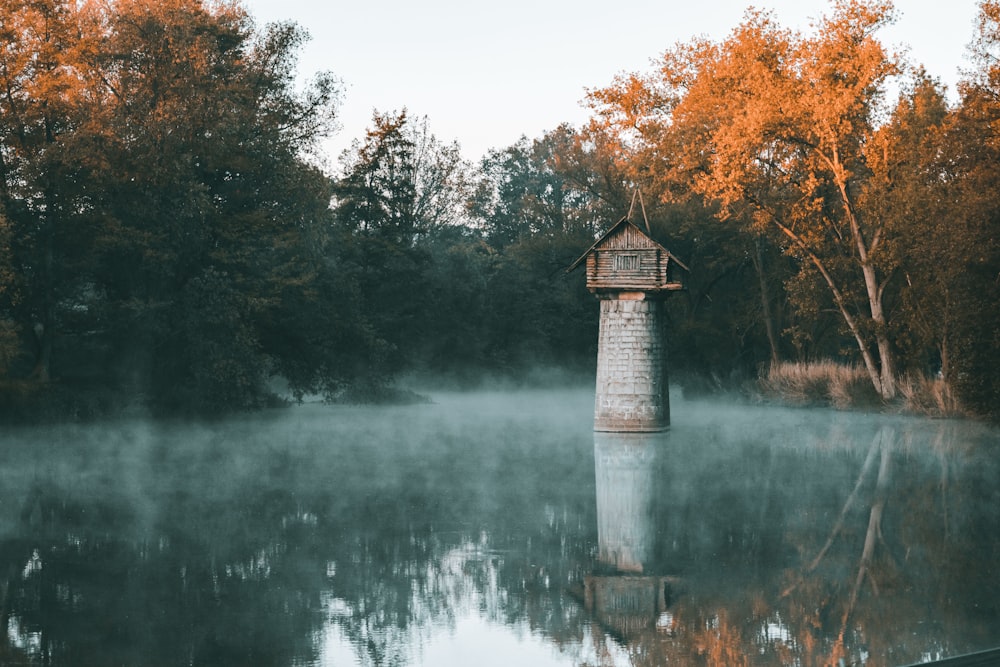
[594,293,669,432]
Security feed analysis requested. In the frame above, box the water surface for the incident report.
[0,389,997,666]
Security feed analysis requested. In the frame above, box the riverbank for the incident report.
[755,361,968,419]
[0,361,979,426]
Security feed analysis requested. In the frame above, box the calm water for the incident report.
[0,389,998,666]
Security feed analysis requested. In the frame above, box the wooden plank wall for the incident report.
[587,249,667,290]
[598,224,658,251]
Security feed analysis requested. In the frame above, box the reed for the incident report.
[760,361,878,410]
[760,361,967,417]
[898,373,966,418]
[761,361,860,406]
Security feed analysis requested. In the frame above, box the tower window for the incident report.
[615,254,639,271]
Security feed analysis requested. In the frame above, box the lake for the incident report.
[0,388,998,666]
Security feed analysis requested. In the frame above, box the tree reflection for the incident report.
[0,402,996,666]
[0,406,601,666]
[573,416,1000,666]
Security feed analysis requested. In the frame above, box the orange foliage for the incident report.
[586,0,905,400]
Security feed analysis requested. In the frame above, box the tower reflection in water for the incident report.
[584,432,677,640]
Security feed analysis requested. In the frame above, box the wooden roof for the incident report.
[567,216,689,273]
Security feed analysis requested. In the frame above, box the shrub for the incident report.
[760,361,878,410]
[898,373,967,419]
[760,361,971,416]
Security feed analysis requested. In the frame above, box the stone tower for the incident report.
[569,216,686,432]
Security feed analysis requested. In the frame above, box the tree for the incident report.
[470,125,616,249]
[935,0,1000,418]
[0,0,351,413]
[863,74,952,377]
[89,0,343,410]
[469,129,617,366]
[0,214,19,376]
[334,110,471,238]
[588,1,908,399]
[0,0,90,382]
[331,110,474,389]
[335,110,419,240]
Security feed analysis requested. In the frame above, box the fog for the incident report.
[0,388,997,665]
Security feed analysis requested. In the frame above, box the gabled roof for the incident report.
[567,216,690,273]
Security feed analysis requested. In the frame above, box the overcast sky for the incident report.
[241,0,983,167]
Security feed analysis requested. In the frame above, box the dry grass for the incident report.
[826,365,882,410]
[898,373,967,419]
[760,361,874,408]
[759,361,880,410]
[760,361,967,417]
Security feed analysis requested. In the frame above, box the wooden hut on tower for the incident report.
[569,197,688,432]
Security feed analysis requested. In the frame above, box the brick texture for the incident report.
[594,297,669,431]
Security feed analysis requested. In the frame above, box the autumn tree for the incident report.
[0,0,352,414]
[863,74,952,376]
[937,0,1000,418]
[0,0,90,382]
[588,1,907,399]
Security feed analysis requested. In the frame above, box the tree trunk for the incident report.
[29,323,51,383]
[861,262,896,399]
[30,191,56,384]
[876,332,896,398]
[833,159,897,401]
[751,236,780,367]
[940,290,951,380]
[770,218,887,398]
[841,427,894,633]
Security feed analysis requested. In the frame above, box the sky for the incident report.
[242,0,984,167]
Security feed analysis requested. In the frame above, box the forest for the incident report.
[0,0,997,420]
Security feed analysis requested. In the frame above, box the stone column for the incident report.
[594,292,669,432]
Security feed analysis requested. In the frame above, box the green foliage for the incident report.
[925,2,1000,420]
[412,228,498,375]
[153,269,267,413]
[648,199,798,383]
[335,110,420,239]
[331,118,603,386]
[483,231,597,373]
[470,125,615,250]
[0,0,356,416]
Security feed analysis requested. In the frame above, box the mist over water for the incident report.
[0,389,997,665]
